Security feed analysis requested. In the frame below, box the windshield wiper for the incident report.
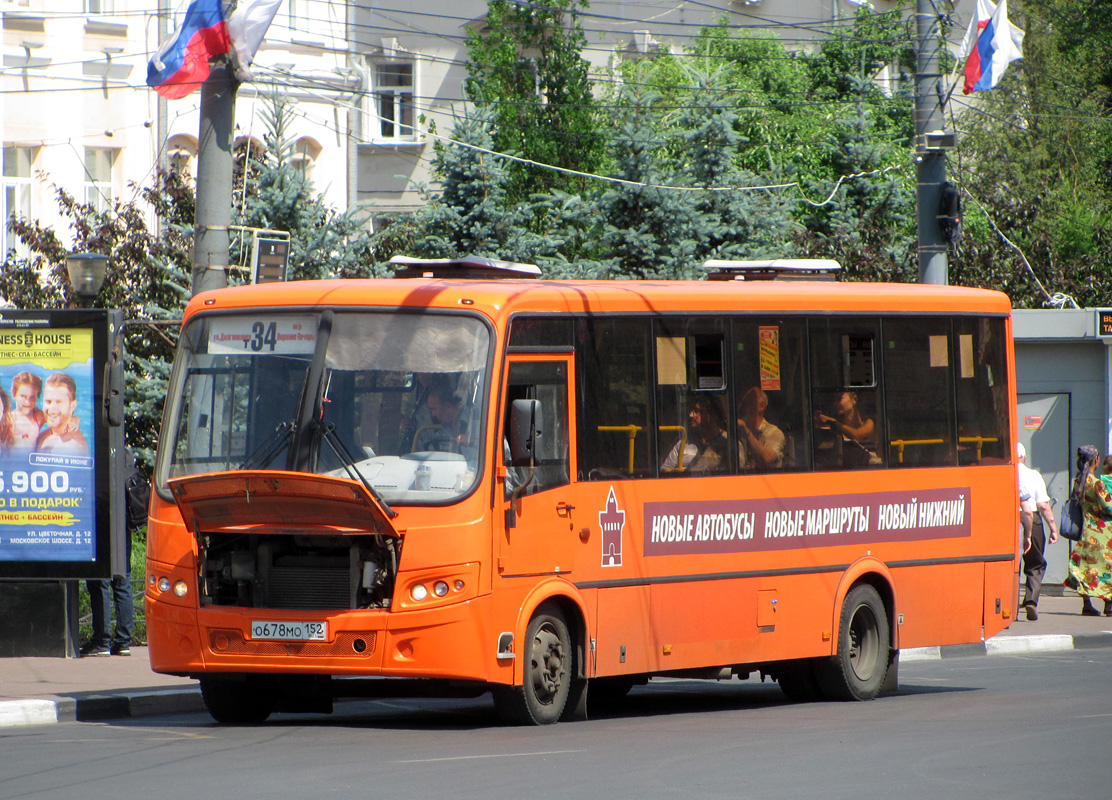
[239,421,296,470]
[317,421,397,519]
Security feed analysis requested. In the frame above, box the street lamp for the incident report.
[65,252,108,307]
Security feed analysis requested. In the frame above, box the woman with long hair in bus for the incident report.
[814,390,879,467]
[1065,444,1112,616]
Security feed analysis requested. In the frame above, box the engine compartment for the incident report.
[199,531,399,610]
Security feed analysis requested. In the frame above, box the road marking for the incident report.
[397,750,584,763]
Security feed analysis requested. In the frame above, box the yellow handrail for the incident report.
[889,436,1000,463]
[959,435,999,460]
[597,425,643,474]
[889,438,944,464]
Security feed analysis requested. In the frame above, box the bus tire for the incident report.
[493,604,572,725]
[200,676,275,724]
[817,584,890,701]
[775,658,823,702]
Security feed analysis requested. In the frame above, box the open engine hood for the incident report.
[168,470,400,537]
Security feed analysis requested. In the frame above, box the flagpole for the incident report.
[192,57,236,297]
[914,0,950,285]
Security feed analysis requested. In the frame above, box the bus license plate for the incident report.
[250,620,327,641]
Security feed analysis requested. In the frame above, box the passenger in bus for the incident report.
[737,387,785,471]
[400,372,442,450]
[814,390,878,468]
[661,396,728,473]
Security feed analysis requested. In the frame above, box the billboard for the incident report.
[0,309,125,580]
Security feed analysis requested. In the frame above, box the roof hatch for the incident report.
[703,259,841,281]
[389,254,542,280]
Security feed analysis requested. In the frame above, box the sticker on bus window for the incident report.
[208,316,318,355]
[758,326,781,391]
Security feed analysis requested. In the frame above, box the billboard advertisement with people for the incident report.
[0,310,124,579]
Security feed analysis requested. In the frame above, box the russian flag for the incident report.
[147,0,232,100]
[962,0,1024,95]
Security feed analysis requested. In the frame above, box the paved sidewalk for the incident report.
[1,594,1110,728]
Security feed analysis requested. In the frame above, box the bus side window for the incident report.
[732,319,808,472]
[578,318,652,479]
[882,318,956,468]
[954,317,1011,464]
[503,360,570,499]
[810,320,883,470]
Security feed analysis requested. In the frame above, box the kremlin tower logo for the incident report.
[599,487,625,567]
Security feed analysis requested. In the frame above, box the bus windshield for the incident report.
[160,310,491,504]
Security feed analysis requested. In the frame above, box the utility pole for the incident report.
[913,0,952,286]
[156,0,169,177]
[192,60,237,297]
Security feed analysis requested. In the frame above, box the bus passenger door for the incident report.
[497,356,578,578]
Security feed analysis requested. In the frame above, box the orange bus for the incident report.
[145,257,1020,724]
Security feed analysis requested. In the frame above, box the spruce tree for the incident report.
[592,78,700,279]
[232,93,381,281]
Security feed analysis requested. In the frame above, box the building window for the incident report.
[3,146,35,255]
[84,148,116,214]
[290,137,321,181]
[85,0,114,13]
[287,0,304,27]
[167,135,198,180]
[370,61,416,141]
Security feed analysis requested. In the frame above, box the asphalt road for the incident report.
[1,649,1107,800]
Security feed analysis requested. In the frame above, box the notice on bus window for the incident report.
[208,316,318,355]
[643,487,971,556]
[0,328,97,563]
[758,326,780,391]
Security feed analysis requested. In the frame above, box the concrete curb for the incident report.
[0,687,202,728]
[901,631,1112,662]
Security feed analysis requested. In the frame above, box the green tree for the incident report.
[672,61,797,263]
[1,171,193,463]
[797,75,917,282]
[592,79,702,279]
[232,93,382,281]
[391,108,539,261]
[952,0,1112,306]
[465,0,605,201]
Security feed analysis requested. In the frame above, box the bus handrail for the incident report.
[889,436,1001,463]
[959,435,999,460]
[597,425,643,474]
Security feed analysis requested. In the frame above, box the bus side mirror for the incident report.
[509,399,540,466]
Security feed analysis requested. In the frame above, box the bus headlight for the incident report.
[173,580,189,597]
[433,580,449,597]
[157,577,171,593]
[411,583,428,602]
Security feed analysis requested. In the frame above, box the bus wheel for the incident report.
[775,659,823,702]
[817,584,890,701]
[200,676,275,724]
[494,605,572,725]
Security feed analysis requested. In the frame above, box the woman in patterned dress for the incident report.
[1065,444,1112,616]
